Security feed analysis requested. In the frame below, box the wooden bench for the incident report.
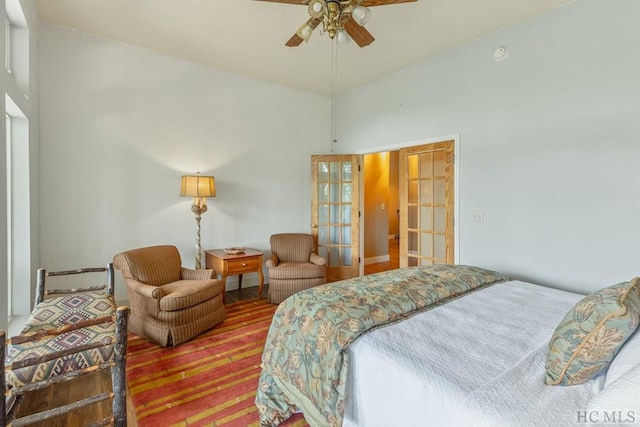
[2,264,129,427]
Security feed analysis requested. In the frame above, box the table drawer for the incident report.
[226,257,261,274]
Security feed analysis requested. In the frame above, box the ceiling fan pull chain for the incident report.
[330,37,339,151]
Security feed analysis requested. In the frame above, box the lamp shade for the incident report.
[308,0,326,18]
[180,174,216,198]
[337,29,351,45]
[352,6,371,26]
[296,21,314,43]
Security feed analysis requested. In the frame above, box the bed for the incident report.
[255,265,640,427]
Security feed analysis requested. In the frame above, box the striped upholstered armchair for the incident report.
[266,233,327,304]
[113,245,225,347]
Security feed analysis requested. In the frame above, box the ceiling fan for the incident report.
[254,0,417,48]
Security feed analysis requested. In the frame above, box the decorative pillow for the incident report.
[545,277,640,386]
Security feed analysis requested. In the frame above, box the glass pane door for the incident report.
[312,155,359,282]
[400,141,454,267]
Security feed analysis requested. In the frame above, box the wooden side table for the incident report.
[205,248,265,302]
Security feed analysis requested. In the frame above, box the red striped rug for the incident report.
[126,299,309,427]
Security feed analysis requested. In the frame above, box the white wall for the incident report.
[38,0,640,302]
[336,0,640,294]
[39,24,330,303]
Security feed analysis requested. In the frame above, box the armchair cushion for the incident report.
[269,262,326,280]
[159,279,224,311]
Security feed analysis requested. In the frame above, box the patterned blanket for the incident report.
[255,264,510,427]
[5,292,116,388]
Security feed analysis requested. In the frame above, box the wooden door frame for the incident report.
[356,134,460,269]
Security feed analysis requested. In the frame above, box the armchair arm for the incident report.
[181,267,216,280]
[125,279,165,300]
[266,254,279,268]
[310,253,327,266]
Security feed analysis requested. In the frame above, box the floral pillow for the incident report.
[545,277,640,386]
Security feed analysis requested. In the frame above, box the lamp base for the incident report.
[192,204,208,269]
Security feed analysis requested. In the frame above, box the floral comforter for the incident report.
[255,264,510,426]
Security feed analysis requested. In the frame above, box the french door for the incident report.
[311,155,360,282]
[399,141,455,267]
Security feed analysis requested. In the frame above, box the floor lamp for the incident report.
[180,172,216,269]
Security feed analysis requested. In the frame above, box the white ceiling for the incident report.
[35,0,573,97]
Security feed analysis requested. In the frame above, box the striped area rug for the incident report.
[126,299,309,427]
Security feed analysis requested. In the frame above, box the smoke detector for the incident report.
[493,46,508,61]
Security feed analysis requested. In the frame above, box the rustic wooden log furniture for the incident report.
[1,264,129,427]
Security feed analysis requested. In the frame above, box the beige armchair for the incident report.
[113,245,225,347]
[266,233,327,304]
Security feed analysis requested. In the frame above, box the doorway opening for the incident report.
[363,150,400,275]
[312,137,457,282]
[362,139,456,275]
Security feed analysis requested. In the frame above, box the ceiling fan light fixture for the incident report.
[352,5,371,26]
[296,21,314,42]
[308,0,326,18]
[337,29,351,45]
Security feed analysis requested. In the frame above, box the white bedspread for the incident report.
[343,280,604,427]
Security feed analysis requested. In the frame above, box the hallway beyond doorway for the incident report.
[364,239,399,275]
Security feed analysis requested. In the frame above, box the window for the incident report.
[5,113,11,322]
[6,95,28,322]
[5,0,28,93]
[4,14,11,73]
[2,0,31,329]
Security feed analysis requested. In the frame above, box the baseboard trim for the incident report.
[364,255,390,265]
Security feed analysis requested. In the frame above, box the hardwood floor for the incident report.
[10,369,115,427]
[12,250,400,426]
[364,239,399,275]
[225,283,269,304]
[10,286,268,427]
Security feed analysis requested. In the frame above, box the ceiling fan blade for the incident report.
[253,0,307,4]
[344,19,375,47]
[285,18,322,47]
[361,0,417,6]
[285,34,304,47]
